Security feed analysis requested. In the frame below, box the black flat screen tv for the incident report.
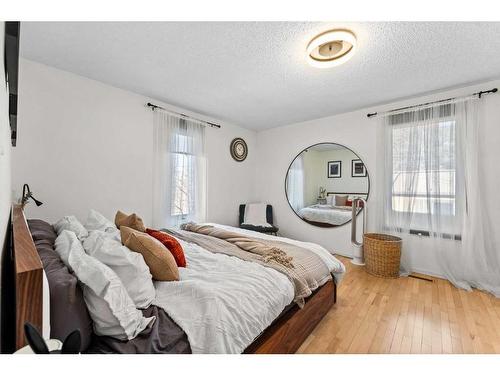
[4,21,20,147]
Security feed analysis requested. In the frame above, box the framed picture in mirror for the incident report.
[327,160,341,178]
[351,159,367,177]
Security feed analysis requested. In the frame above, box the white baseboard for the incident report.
[408,267,445,280]
[332,250,352,258]
[332,251,446,280]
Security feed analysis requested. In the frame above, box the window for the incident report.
[152,113,206,228]
[286,154,305,211]
[392,120,456,215]
[387,104,462,237]
[170,132,196,220]
[171,149,194,217]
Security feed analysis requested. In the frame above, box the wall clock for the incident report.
[230,138,248,162]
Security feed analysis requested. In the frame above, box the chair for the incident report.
[239,204,279,236]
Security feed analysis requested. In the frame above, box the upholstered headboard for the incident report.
[326,192,368,200]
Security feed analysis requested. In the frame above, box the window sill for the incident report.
[383,226,462,241]
[408,229,461,241]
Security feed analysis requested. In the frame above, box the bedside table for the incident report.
[317,198,327,205]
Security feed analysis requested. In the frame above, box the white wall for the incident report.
[12,59,257,227]
[255,79,500,277]
[0,23,13,352]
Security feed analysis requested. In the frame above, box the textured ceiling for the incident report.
[20,22,500,130]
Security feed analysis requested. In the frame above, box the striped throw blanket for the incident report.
[165,223,331,307]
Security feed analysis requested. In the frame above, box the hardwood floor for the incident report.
[297,256,500,354]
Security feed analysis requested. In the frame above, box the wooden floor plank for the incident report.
[298,256,500,354]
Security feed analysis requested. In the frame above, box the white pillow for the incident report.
[53,216,88,240]
[55,230,155,340]
[84,209,116,232]
[83,231,155,309]
[326,195,335,206]
[243,203,272,227]
[54,230,84,272]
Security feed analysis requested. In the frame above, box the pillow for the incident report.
[53,216,88,241]
[54,230,84,272]
[146,229,187,268]
[115,210,146,232]
[335,195,348,206]
[55,230,155,340]
[243,203,271,227]
[84,209,116,232]
[349,199,364,208]
[83,231,155,308]
[28,220,93,352]
[120,226,179,281]
[326,195,334,206]
[29,219,58,250]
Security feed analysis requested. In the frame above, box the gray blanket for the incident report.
[165,224,331,307]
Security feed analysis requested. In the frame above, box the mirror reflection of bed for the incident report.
[285,143,369,227]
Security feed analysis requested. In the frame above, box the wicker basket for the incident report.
[363,233,402,278]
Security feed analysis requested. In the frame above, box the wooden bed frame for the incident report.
[244,279,336,353]
[303,218,339,228]
[9,204,337,353]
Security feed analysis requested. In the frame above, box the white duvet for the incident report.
[154,224,345,354]
[153,239,294,354]
[299,204,355,226]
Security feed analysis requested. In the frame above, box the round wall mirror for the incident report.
[285,142,370,227]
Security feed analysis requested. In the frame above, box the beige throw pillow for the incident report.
[335,195,348,206]
[120,226,179,281]
[115,210,146,232]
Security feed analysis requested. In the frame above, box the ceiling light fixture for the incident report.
[306,29,357,68]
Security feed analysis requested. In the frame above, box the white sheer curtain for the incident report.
[454,99,500,296]
[286,154,305,212]
[152,110,206,228]
[377,97,500,296]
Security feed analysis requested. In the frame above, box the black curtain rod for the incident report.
[146,102,221,128]
[366,88,498,118]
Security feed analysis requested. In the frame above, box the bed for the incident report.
[299,205,354,226]
[299,192,367,227]
[6,205,345,354]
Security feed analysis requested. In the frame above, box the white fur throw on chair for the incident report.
[243,203,272,227]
